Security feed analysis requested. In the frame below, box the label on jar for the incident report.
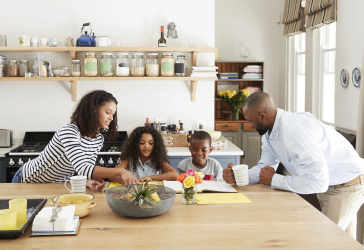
[175,63,185,74]
[85,62,97,72]
[161,61,174,72]
[118,63,127,67]
[100,62,112,71]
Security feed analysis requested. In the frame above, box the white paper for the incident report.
[32,205,76,232]
[163,181,237,193]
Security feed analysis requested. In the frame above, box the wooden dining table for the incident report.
[1,182,363,249]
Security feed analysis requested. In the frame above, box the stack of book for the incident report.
[244,86,261,93]
[242,65,262,79]
[218,72,239,79]
[190,66,218,77]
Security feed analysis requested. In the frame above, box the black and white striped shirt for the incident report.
[22,124,104,183]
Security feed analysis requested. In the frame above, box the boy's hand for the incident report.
[223,162,236,184]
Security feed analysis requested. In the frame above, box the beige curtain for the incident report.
[304,0,337,29]
[356,55,364,244]
[282,0,306,36]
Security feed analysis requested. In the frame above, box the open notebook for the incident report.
[164,181,237,193]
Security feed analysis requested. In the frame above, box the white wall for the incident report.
[335,0,364,131]
[0,0,215,139]
[215,0,283,107]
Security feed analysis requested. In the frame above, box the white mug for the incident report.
[39,38,47,47]
[96,36,111,47]
[30,36,38,47]
[19,35,30,47]
[64,176,87,193]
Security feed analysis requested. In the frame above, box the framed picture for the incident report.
[217,82,239,94]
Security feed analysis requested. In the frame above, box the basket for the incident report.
[105,185,176,218]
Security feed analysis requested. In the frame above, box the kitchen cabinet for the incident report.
[241,131,262,168]
[221,132,238,146]
[0,157,6,183]
[0,47,217,102]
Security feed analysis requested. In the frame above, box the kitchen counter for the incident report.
[0,182,362,249]
[166,135,244,156]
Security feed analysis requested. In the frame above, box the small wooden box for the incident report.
[162,134,187,147]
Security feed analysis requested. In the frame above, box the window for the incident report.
[319,22,336,124]
[288,33,306,113]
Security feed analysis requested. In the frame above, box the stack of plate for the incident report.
[233,164,249,186]
[0,55,7,77]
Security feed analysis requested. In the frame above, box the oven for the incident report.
[5,131,127,183]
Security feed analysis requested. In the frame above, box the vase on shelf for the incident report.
[231,106,240,120]
[241,42,249,59]
[182,186,197,205]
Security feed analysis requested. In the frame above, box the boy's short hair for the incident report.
[190,131,212,146]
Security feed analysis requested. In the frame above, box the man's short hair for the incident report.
[243,91,269,109]
[190,131,212,146]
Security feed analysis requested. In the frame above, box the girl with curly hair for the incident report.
[12,90,138,190]
[109,126,178,182]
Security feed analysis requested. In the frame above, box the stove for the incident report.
[5,131,127,183]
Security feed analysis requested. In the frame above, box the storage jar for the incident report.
[71,60,81,77]
[60,66,70,77]
[100,53,114,77]
[8,60,18,77]
[131,53,145,77]
[146,53,159,77]
[115,53,129,76]
[19,60,30,77]
[84,52,98,77]
[161,53,174,76]
[175,55,188,77]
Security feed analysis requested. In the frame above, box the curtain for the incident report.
[282,0,306,36]
[356,55,364,244]
[304,0,337,29]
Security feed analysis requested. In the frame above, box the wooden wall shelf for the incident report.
[0,47,217,102]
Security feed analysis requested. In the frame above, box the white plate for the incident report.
[352,68,362,88]
[340,69,349,88]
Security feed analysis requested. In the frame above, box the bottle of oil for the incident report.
[187,130,192,145]
[179,120,185,134]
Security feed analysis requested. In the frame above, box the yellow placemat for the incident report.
[197,193,252,204]
[108,182,158,189]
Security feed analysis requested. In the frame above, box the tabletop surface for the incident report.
[0,182,363,249]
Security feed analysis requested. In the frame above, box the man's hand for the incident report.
[87,179,106,191]
[259,166,276,186]
[223,162,236,184]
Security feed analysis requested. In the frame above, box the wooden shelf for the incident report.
[0,47,217,102]
[217,79,264,81]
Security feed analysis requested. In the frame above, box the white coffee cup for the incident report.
[96,36,111,47]
[40,38,47,47]
[64,176,87,193]
[233,164,249,186]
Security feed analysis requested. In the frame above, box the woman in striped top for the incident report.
[12,90,139,190]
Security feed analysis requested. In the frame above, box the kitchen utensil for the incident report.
[96,36,111,47]
[64,176,87,193]
[114,37,122,47]
[39,38,47,47]
[167,22,178,39]
[0,129,12,147]
[66,36,74,47]
[0,35,7,47]
[106,185,176,218]
[19,35,30,47]
[51,193,96,218]
[188,38,196,47]
[0,209,17,230]
[206,131,221,141]
[30,36,38,47]
[76,22,96,47]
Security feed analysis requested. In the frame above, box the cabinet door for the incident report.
[168,156,187,171]
[221,132,238,146]
[210,156,240,169]
[242,131,262,168]
[0,157,5,183]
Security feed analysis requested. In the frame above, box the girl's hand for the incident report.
[138,176,152,182]
[121,171,139,184]
[87,179,106,191]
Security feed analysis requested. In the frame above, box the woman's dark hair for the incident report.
[120,126,168,174]
[71,90,118,140]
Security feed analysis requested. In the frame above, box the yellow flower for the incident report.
[183,176,196,188]
[232,90,236,95]
[219,91,223,97]
[228,93,234,98]
[196,172,204,178]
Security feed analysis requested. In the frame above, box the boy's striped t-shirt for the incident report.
[22,124,104,183]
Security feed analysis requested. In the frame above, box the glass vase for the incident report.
[231,106,240,120]
[241,42,249,59]
[182,186,197,205]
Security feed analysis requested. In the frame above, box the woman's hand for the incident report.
[86,179,106,191]
[120,170,139,184]
[138,176,152,182]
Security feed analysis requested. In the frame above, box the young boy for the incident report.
[177,131,223,180]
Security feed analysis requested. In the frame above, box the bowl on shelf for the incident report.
[105,185,176,218]
[207,131,222,141]
[51,193,96,218]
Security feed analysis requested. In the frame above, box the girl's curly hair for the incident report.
[120,126,168,174]
[70,90,119,140]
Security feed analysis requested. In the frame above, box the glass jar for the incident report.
[19,60,30,77]
[53,67,60,76]
[146,53,159,77]
[115,53,130,76]
[161,53,174,76]
[131,53,145,77]
[99,53,114,77]
[60,66,70,77]
[0,56,7,77]
[32,58,39,76]
[84,52,98,77]
[71,60,81,77]
[182,185,197,205]
[175,55,188,77]
[8,60,18,77]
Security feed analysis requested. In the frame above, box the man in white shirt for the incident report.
[223,92,364,239]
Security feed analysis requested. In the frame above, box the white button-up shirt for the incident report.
[248,108,364,194]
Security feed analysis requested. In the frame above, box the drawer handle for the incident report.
[225,125,228,127]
